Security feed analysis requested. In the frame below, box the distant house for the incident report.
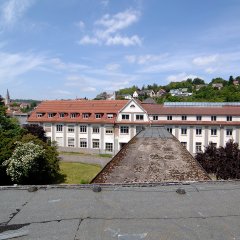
[20,102,31,109]
[106,92,116,100]
[132,91,139,98]
[169,88,192,97]
[233,80,239,86]
[122,94,132,100]
[156,89,166,97]
[212,83,223,90]
[139,90,156,98]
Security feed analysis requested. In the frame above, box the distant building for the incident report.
[195,84,207,91]
[212,83,223,90]
[132,91,139,98]
[122,94,132,100]
[169,88,191,97]
[5,89,10,106]
[233,80,239,86]
[28,99,240,156]
[156,89,166,97]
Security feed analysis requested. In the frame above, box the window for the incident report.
[196,128,202,135]
[227,116,232,121]
[105,143,113,152]
[92,126,100,134]
[68,138,75,147]
[181,128,187,135]
[181,142,187,148]
[226,129,233,136]
[136,114,144,120]
[48,113,54,118]
[211,116,217,121]
[209,142,217,147]
[182,115,187,120]
[70,113,77,118]
[195,142,202,153]
[37,113,43,117]
[130,104,135,108]
[211,128,217,136]
[67,125,75,132]
[105,128,113,134]
[120,126,129,134]
[92,139,99,148]
[107,114,113,119]
[59,113,65,118]
[95,114,101,119]
[196,115,202,121]
[167,115,172,120]
[44,124,51,132]
[83,113,89,119]
[167,128,172,133]
[56,124,63,132]
[56,137,63,147]
[122,114,129,120]
[153,115,158,121]
[80,125,87,133]
[136,126,144,134]
[80,138,87,148]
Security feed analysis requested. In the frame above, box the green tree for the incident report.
[192,78,205,85]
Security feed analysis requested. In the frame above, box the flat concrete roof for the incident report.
[92,127,210,183]
[1,181,240,239]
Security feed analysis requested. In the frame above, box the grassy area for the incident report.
[98,153,113,158]
[59,162,101,184]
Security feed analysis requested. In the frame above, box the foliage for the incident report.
[3,141,45,183]
[23,124,47,142]
[94,91,108,100]
[196,140,240,180]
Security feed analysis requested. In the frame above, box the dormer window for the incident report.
[95,114,101,119]
[107,114,113,119]
[37,113,43,118]
[83,113,89,119]
[48,113,54,118]
[59,113,65,118]
[70,113,77,118]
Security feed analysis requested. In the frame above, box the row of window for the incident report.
[122,114,144,121]
[163,115,233,121]
[38,112,114,119]
[167,127,233,136]
[181,142,217,153]
[64,138,113,151]
[55,125,130,134]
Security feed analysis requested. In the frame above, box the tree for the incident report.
[192,78,205,85]
[94,92,108,100]
[228,76,234,85]
[23,124,47,143]
[196,140,240,180]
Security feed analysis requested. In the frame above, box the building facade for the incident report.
[28,99,240,155]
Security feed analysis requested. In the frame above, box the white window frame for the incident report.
[37,113,43,118]
[59,113,65,118]
[83,113,89,119]
[92,139,100,149]
[211,128,217,136]
[120,126,129,134]
[56,124,63,132]
[67,125,75,132]
[195,142,202,153]
[80,125,87,133]
[92,126,100,134]
[227,116,232,121]
[196,128,202,135]
[226,129,233,136]
[196,115,202,121]
[80,138,87,148]
[48,113,54,118]
[70,113,77,118]
[107,114,113,119]
[95,114,101,119]
[105,128,113,134]
[167,115,172,120]
[105,142,113,152]
[211,116,217,121]
[136,114,144,121]
[68,138,75,147]
[181,128,187,135]
[153,115,158,121]
[122,114,130,120]
[167,127,172,133]
[182,115,187,121]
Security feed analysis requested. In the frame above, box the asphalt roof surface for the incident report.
[1,181,240,239]
[92,127,210,183]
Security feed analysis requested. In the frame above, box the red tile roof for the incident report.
[28,100,128,123]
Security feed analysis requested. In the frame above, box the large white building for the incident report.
[28,99,240,155]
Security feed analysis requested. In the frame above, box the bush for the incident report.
[196,140,240,180]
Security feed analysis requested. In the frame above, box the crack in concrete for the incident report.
[74,219,83,240]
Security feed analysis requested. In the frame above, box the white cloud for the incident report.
[78,9,141,47]
[1,0,34,27]
[105,63,120,71]
[126,53,169,64]
[193,54,218,66]
[82,87,96,92]
[53,90,72,95]
[167,73,200,82]
[78,35,100,45]
[76,20,85,31]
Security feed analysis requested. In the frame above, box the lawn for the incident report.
[59,162,102,184]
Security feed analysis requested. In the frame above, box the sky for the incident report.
[0,0,240,100]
